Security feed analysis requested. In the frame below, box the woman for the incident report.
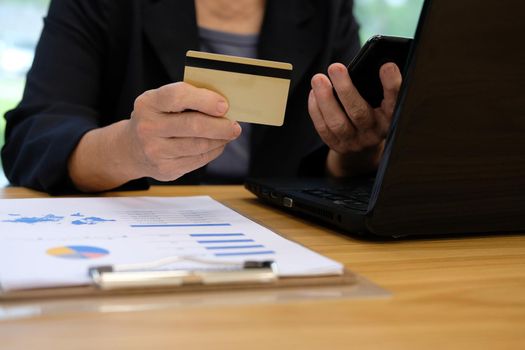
[1,0,401,193]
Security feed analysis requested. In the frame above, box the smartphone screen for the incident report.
[347,35,412,108]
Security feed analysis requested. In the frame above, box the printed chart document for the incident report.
[0,196,343,292]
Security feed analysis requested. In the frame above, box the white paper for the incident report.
[0,196,342,291]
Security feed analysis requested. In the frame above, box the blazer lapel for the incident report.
[143,0,199,81]
[258,0,321,92]
[252,0,323,157]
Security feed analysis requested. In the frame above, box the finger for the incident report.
[152,145,226,182]
[379,63,402,118]
[176,145,226,175]
[327,63,374,131]
[137,111,242,140]
[167,112,242,139]
[308,90,343,147]
[310,73,355,139]
[137,82,229,116]
[143,137,230,160]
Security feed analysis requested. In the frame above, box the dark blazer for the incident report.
[1,0,360,193]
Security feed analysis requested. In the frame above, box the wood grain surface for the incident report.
[1,186,524,350]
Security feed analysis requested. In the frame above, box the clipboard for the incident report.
[0,258,357,302]
[0,196,357,303]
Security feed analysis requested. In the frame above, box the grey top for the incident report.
[198,26,259,183]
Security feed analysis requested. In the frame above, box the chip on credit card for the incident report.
[183,50,293,126]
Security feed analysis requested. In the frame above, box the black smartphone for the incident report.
[345,35,412,108]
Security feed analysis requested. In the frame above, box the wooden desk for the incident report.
[1,186,524,349]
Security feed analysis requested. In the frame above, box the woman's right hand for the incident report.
[125,82,241,181]
[68,82,240,192]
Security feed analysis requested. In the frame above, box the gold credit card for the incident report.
[183,50,293,126]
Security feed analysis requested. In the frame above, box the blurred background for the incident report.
[0,0,425,186]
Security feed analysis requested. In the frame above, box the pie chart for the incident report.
[46,245,109,259]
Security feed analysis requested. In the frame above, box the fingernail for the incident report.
[217,100,228,114]
[387,63,397,73]
[336,64,346,74]
[313,77,323,89]
[232,122,242,137]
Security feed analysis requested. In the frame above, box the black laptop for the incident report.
[245,0,525,238]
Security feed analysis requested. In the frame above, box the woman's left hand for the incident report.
[308,62,402,177]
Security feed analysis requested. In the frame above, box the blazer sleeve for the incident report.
[1,0,145,194]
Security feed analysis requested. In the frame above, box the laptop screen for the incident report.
[371,0,525,234]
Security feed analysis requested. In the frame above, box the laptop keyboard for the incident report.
[302,187,371,211]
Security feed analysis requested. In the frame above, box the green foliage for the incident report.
[1,100,15,147]
[1,0,49,5]
[355,0,425,43]
[0,78,24,149]
[0,99,12,182]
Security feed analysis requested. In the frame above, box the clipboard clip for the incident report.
[88,256,278,291]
